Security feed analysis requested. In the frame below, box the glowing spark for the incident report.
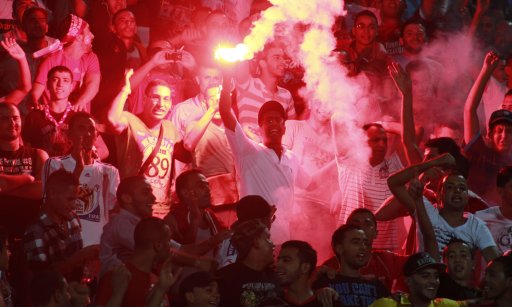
[214,44,253,62]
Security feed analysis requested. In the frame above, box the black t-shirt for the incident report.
[313,273,389,307]
[0,145,42,234]
[437,272,481,301]
[261,292,342,307]
[22,109,74,157]
[216,262,280,307]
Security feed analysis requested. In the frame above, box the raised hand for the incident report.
[123,68,134,94]
[436,152,456,168]
[155,257,182,291]
[408,176,424,201]
[388,61,412,95]
[150,50,174,67]
[72,101,88,112]
[1,37,26,60]
[482,51,500,73]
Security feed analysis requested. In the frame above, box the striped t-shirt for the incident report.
[236,77,295,140]
[337,153,404,251]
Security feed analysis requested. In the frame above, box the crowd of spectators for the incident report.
[1,0,512,306]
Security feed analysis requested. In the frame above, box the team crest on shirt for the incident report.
[497,226,512,249]
[75,184,100,222]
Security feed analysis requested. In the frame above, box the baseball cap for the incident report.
[236,195,271,221]
[179,271,218,295]
[489,109,512,130]
[403,252,445,276]
[257,100,286,126]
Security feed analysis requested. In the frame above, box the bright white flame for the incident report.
[214,44,253,62]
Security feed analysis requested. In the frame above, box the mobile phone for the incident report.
[165,52,182,61]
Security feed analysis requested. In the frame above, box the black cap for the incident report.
[489,109,512,130]
[236,195,271,222]
[257,100,286,126]
[403,252,445,276]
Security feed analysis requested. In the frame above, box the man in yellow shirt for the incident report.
[371,252,466,307]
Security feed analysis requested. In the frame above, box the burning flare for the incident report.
[214,43,253,62]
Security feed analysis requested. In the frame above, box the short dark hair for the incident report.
[257,100,286,126]
[30,270,67,306]
[255,40,285,63]
[21,6,48,25]
[175,169,204,200]
[144,79,171,96]
[442,238,474,260]
[281,240,317,276]
[231,219,267,261]
[112,8,134,25]
[401,19,426,38]
[353,10,378,27]
[116,176,146,207]
[331,224,362,252]
[133,217,169,250]
[425,137,469,179]
[45,169,79,195]
[497,166,512,188]
[68,112,94,130]
[47,65,73,81]
[438,170,466,195]
[347,208,377,226]
[490,255,512,278]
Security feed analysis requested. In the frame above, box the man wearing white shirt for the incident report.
[219,70,300,245]
[42,112,119,247]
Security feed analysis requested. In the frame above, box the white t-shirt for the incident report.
[420,198,497,253]
[225,122,299,244]
[475,206,512,253]
[42,155,120,247]
[171,96,207,138]
[282,120,337,206]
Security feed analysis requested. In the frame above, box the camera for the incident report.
[165,52,182,61]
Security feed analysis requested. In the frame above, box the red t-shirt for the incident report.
[95,262,168,307]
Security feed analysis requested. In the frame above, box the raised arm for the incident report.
[1,38,32,104]
[219,72,237,132]
[387,153,456,214]
[145,258,181,307]
[463,51,500,144]
[469,0,490,37]
[130,50,179,90]
[183,91,220,151]
[107,69,133,135]
[410,177,440,260]
[389,62,422,165]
